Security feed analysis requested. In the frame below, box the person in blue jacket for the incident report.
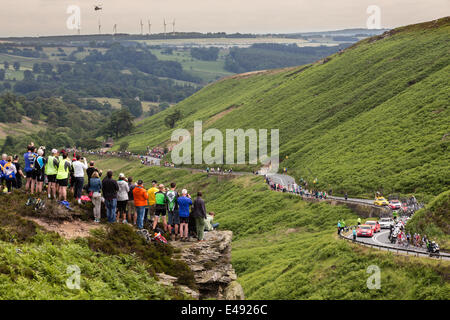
[177,189,192,242]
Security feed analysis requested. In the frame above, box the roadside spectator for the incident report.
[86,161,102,189]
[2,156,17,193]
[192,191,207,241]
[13,155,25,190]
[166,182,180,240]
[88,171,102,223]
[177,189,192,242]
[127,177,136,225]
[102,170,119,223]
[153,184,168,231]
[146,180,159,226]
[117,173,129,223]
[72,155,88,204]
[133,180,149,229]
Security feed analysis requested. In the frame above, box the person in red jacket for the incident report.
[133,180,149,229]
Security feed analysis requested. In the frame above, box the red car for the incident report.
[365,220,381,233]
[357,225,374,237]
[389,200,401,210]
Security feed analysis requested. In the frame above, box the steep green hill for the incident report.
[93,157,450,300]
[407,190,450,250]
[116,17,450,198]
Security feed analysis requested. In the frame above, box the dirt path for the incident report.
[25,217,102,239]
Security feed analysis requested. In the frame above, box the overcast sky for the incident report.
[0,0,449,37]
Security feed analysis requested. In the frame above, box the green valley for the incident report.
[91,157,450,299]
[115,17,450,200]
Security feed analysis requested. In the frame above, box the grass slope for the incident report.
[115,17,450,199]
[94,157,450,300]
[407,190,450,251]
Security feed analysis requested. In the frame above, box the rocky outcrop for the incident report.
[170,230,244,300]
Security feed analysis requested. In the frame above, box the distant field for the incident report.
[150,48,233,83]
[0,116,44,141]
[89,97,172,121]
[137,37,333,48]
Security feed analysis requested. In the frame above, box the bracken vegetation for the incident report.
[0,191,190,299]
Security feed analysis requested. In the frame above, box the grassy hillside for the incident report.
[0,191,192,299]
[115,17,450,199]
[407,190,450,251]
[93,157,450,299]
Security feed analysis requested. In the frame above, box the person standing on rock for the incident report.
[116,173,129,223]
[146,180,159,227]
[192,191,207,242]
[127,177,137,225]
[72,155,88,204]
[153,184,168,231]
[166,182,180,240]
[89,171,102,223]
[133,180,149,229]
[177,189,193,242]
[102,170,119,223]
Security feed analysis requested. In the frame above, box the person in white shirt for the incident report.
[72,154,88,204]
[116,173,130,223]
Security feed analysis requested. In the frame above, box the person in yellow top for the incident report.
[146,180,159,225]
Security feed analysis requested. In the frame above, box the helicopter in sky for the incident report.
[94,4,103,11]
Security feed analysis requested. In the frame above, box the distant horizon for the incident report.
[0,0,448,38]
[0,27,392,40]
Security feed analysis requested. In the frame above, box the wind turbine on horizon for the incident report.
[148,20,152,35]
[140,19,144,35]
[113,24,117,35]
[172,19,176,35]
[98,18,102,34]
[163,18,167,36]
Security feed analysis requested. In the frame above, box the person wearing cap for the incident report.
[45,149,59,199]
[116,173,129,223]
[153,184,168,231]
[133,180,149,229]
[33,147,46,194]
[56,152,72,201]
[177,189,192,241]
[72,154,88,204]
